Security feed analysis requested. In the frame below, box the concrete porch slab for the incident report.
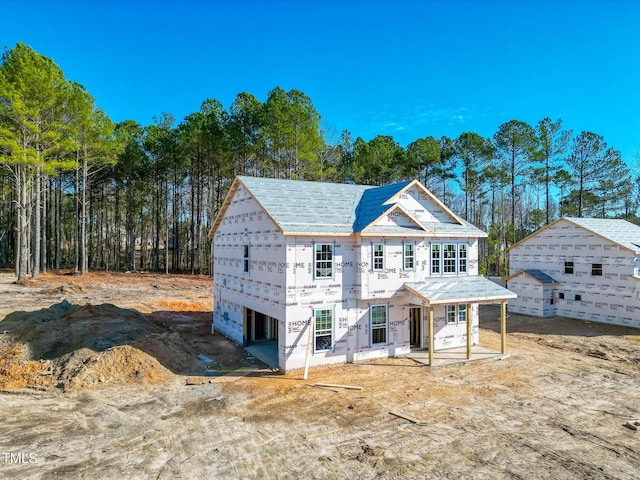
[408,345,506,368]
[245,341,279,370]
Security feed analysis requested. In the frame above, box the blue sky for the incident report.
[3,0,639,163]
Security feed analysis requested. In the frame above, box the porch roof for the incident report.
[405,276,517,305]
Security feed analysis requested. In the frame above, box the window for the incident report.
[373,244,384,271]
[315,244,333,278]
[458,244,468,273]
[559,292,565,300]
[458,304,467,323]
[431,244,441,274]
[443,244,457,273]
[314,309,333,352]
[592,263,602,276]
[446,305,456,324]
[564,261,574,274]
[370,305,387,344]
[243,245,249,273]
[446,304,468,324]
[403,243,415,270]
[550,292,555,305]
[575,294,582,301]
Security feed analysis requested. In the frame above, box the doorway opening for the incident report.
[410,307,421,347]
[244,307,278,345]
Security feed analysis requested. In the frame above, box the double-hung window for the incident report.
[373,244,384,271]
[403,243,415,270]
[243,245,250,273]
[446,304,467,324]
[315,244,333,278]
[443,244,457,274]
[564,261,574,274]
[314,309,333,352]
[458,245,467,273]
[370,305,387,344]
[458,304,467,323]
[431,244,441,274]
[431,243,469,275]
[446,305,456,324]
[591,263,602,276]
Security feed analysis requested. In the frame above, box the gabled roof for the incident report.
[506,269,559,285]
[405,277,517,305]
[508,217,640,254]
[209,176,486,237]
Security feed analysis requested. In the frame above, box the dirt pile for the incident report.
[0,300,204,391]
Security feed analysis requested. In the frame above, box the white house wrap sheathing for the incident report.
[508,217,640,328]
[211,176,516,372]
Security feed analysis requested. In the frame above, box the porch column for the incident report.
[501,300,507,354]
[466,303,472,359]
[428,307,434,366]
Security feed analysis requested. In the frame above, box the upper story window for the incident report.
[564,261,574,274]
[373,243,384,271]
[243,245,250,273]
[403,243,415,270]
[431,244,441,274]
[315,244,333,278]
[443,244,457,273]
[458,244,468,273]
[432,243,469,275]
[591,263,603,276]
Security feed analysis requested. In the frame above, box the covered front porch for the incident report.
[404,276,517,367]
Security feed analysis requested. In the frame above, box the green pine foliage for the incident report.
[1,43,638,276]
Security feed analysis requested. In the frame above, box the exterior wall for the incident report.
[213,185,286,346]
[213,181,494,373]
[507,275,557,317]
[280,235,481,371]
[509,220,640,327]
[358,237,479,299]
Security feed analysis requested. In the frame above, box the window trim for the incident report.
[458,244,468,274]
[443,243,457,274]
[372,243,385,271]
[313,308,333,353]
[314,243,334,279]
[446,304,468,324]
[591,263,603,276]
[370,304,388,345]
[403,242,415,271]
[431,242,469,276]
[243,244,250,273]
[458,304,467,323]
[446,305,456,324]
[431,244,441,274]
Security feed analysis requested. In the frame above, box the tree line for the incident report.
[1,43,637,280]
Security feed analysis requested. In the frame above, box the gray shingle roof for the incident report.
[231,176,484,236]
[563,217,640,253]
[523,269,558,285]
[405,276,517,305]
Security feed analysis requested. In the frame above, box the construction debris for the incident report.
[624,420,640,431]
[313,382,362,391]
[389,410,427,425]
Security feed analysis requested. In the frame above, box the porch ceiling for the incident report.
[405,276,517,305]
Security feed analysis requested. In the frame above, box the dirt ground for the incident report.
[1,271,639,479]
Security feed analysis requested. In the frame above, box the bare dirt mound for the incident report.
[0,301,204,391]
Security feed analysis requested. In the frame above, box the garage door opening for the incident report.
[244,307,278,345]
